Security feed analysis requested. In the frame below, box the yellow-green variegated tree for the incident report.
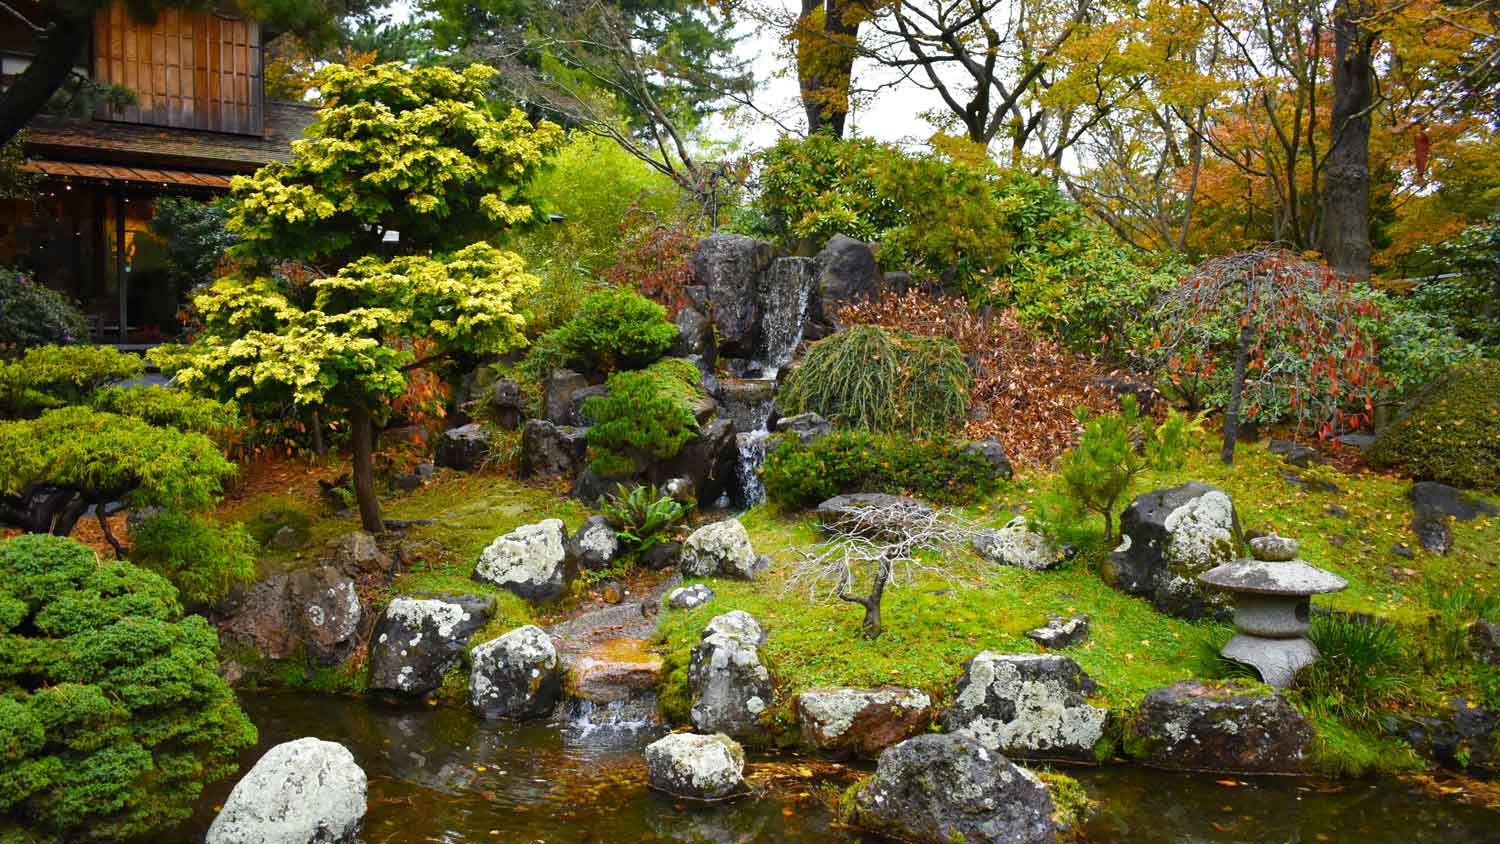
[153,63,563,533]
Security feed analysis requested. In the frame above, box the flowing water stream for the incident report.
[169,692,1500,844]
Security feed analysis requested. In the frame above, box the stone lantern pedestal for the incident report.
[1198,535,1348,688]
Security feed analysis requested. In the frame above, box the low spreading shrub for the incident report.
[583,358,702,477]
[0,344,144,417]
[127,511,258,606]
[762,431,1001,508]
[0,534,256,843]
[90,385,238,432]
[524,286,678,379]
[1370,359,1500,491]
[777,325,969,435]
[0,268,89,353]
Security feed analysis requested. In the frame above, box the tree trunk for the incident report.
[0,15,90,145]
[797,0,858,137]
[1220,314,1255,465]
[1321,1,1375,282]
[349,405,384,534]
[860,563,890,640]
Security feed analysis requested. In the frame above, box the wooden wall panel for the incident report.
[92,3,262,135]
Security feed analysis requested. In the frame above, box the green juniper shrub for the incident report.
[1040,396,1195,542]
[762,431,1001,509]
[601,483,689,551]
[777,325,969,436]
[127,511,258,606]
[90,385,238,432]
[583,358,702,477]
[523,286,678,379]
[0,344,144,417]
[0,268,89,354]
[0,534,256,844]
[1370,359,1500,491]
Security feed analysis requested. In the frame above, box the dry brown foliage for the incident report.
[837,290,1124,466]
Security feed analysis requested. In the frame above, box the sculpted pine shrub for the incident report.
[1370,359,1500,491]
[778,326,969,435]
[0,344,144,417]
[762,431,1000,508]
[524,286,679,379]
[583,358,702,477]
[0,534,256,843]
[127,511,258,606]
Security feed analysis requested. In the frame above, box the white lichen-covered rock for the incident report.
[1133,680,1313,773]
[468,624,561,719]
[971,516,1061,571]
[797,687,932,758]
[570,515,620,571]
[849,733,1055,844]
[1105,482,1242,620]
[668,583,716,610]
[941,652,1107,763]
[473,519,569,602]
[644,732,749,801]
[689,611,773,737]
[206,737,367,844]
[367,595,493,696]
[680,519,759,579]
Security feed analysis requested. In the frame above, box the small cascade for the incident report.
[734,430,770,508]
[559,695,664,746]
[716,378,776,433]
[556,637,666,746]
[754,256,817,379]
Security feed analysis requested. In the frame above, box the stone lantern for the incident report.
[1198,535,1348,688]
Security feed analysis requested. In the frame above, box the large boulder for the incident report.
[1409,481,1500,555]
[468,624,561,719]
[797,687,932,758]
[644,732,749,801]
[680,518,759,579]
[715,378,777,433]
[689,610,774,737]
[520,419,588,479]
[367,595,493,696]
[1133,680,1314,773]
[205,737,367,844]
[809,235,881,328]
[569,515,619,571]
[849,733,1055,844]
[972,517,1061,571]
[544,368,590,425]
[473,519,569,602]
[942,652,1107,763]
[285,566,364,665]
[435,423,492,472]
[661,418,737,507]
[490,378,526,430]
[690,233,778,358]
[1104,482,1242,620]
[672,307,713,358]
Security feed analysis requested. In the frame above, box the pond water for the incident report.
[170,692,1500,844]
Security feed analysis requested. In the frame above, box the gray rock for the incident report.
[689,611,773,737]
[520,419,588,479]
[1410,481,1500,556]
[850,733,1055,844]
[392,472,423,492]
[1025,615,1090,649]
[681,519,759,579]
[797,687,932,758]
[668,583,716,610]
[641,540,684,571]
[942,652,1107,763]
[1133,680,1313,773]
[1268,439,1321,467]
[490,378,526,430]
[569,515,619,571]
[972,517,1060,571]
[644,732,748,801]
[570,467,629,507]
[1248,533,1300,561]
[690,233,778,358]
[663,476,697,503]
[1104,482,1242,620]
[1399,697,1500,774]
[544,368,590,425]
[205,737,366,844]
[775,412,832,444]
[285,566,363,665]
[715,378,777,433]
[267,523,310,551]
[673,307,713,358]
[566,385,610,427]
[754,256,817,373]
[809,235,882,328]
[1471,619,1500,666]
[1092,376,1157,416]
[815,493,932,532]
[965,438,1015,481]
[1336,433,1377,451]
[435,423,492,472]
[473,519,569,602]
[331,530,391,578]
[661,419,737,507]
[367,595,493,696]
[468,625,561,719]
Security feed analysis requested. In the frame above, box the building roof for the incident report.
[23,100,316,176]
[22,159,233,190]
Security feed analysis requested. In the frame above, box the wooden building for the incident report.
[0,1,313,344]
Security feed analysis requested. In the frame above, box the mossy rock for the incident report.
[1371,359,1500,492]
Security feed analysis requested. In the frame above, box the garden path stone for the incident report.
[1409,481,1500,555]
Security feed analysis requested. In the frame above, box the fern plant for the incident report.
[601,484,689,550]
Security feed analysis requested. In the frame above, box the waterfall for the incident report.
[559,696,663,747]
[754,257,816,380]
[734,430,770,509]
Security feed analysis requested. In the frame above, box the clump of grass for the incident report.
[1293,613,1414,727]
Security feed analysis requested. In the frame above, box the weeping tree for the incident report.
[153,63,559,534]
[784,500,984,639]
[1148,248,1382,464]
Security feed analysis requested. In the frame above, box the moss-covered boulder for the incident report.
[1131,680,1313,774]
[1103,482,1242,620]
[1371,359,1500,492]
